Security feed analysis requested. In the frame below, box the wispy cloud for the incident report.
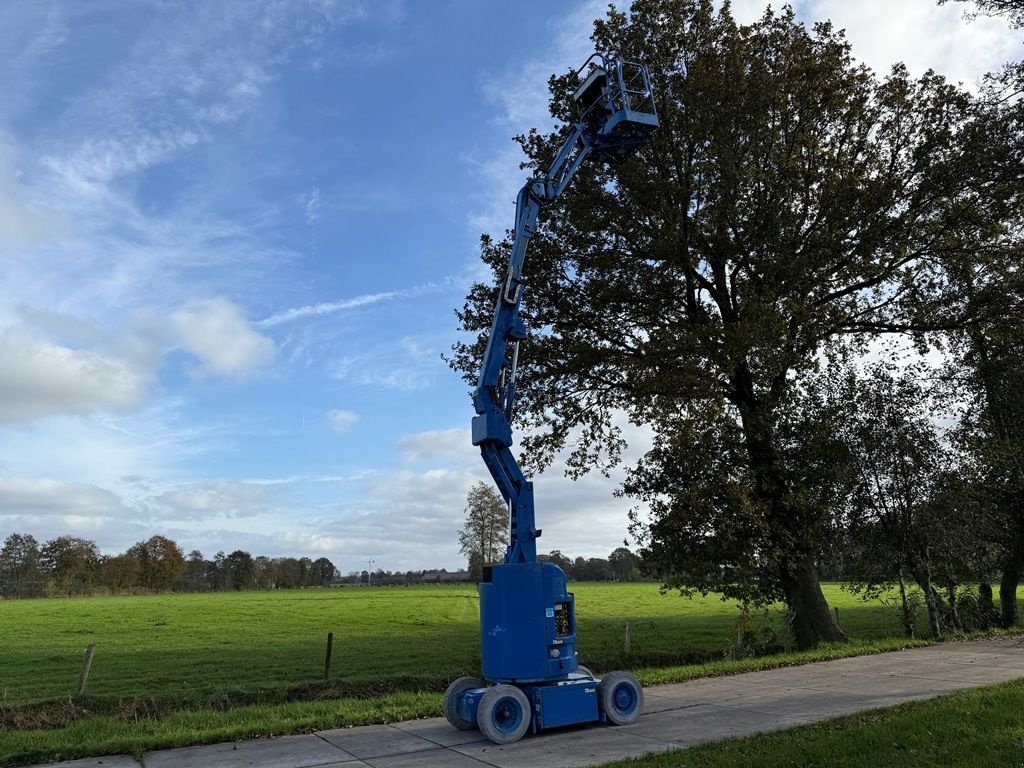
[258,278,460,328]
[467,1,605,238]
[331,334,450,391]
[0,0,375,332]
[304,186,322,225]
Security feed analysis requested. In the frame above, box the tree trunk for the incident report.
[979,582,996,628]
[779,558,847,649]
[898,568,914,638]
[732,369,846,650]
[908,558,943,638]
[922,579,942,639]
[947,579,962,632]
[999,549,1022,627]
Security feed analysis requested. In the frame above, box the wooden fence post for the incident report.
[624,622,632,657]
[833,606,841,628]
[77,644,96,697]
[324,632,334,680]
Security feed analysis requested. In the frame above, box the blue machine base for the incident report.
[457,674,603,735]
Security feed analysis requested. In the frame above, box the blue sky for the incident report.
[0,0,1018,573]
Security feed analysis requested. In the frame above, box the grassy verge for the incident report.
[632,635,937,685]
[600,678,1024,768]
[0,692,440,767]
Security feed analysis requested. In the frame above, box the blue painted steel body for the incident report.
[480,561,577,682]
[458,53,658,742]
[524,679,601,731]
[457,677,602,734]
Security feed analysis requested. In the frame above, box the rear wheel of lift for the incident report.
[577,664,594,678]
[477,684,531,744]
[443,676,484,730]
[599,671,643,725]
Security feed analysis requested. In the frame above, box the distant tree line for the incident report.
[338,546,647,587]
[0,533,339,598]
[0,530,647,599]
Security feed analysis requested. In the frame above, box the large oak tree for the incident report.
[451,0,1021,648]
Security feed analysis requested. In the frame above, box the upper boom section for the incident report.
[471,54,658,565]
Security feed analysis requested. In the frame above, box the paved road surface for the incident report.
[31,637,1024,768]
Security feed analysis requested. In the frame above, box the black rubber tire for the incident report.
[443,676,485,730]
[577,664,595,678]
[477,684,531,745]
[599,671,643,725]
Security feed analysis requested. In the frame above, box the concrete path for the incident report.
[32,637,1024,768]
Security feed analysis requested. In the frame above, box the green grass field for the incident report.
[0,583,912,707]
[0,582,1003,765]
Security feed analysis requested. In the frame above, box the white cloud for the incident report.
[148,480,269,520]
[173,298,276,378]
[728,0,1020,85]
[0,475,130,519]
[326,409,360,433]
[397,427,472,464]
[0,328,149,424]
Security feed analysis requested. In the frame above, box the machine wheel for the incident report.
[443,676,484,730]
[477,684,531,745]
[577,664,595,678]
[599,671,643,725]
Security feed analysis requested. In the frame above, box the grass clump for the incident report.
[600,678,1024,768]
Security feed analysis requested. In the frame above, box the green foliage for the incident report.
[451,0,1024,649]
[0,533,43,599]
[38,537,100,597]
[941,0,1024,28]
[458,481,509,580]
[125,536,186,592]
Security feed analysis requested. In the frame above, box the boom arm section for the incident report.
[470,55,658,566]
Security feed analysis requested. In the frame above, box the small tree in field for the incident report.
[459,482,509,581]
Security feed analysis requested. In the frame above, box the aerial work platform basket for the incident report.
[573,55,659,158]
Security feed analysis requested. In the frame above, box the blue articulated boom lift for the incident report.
[443,54,659,745]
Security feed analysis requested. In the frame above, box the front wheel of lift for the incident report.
[599,671,643,725]
[443,676,484,730]
[477,684,531,744]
